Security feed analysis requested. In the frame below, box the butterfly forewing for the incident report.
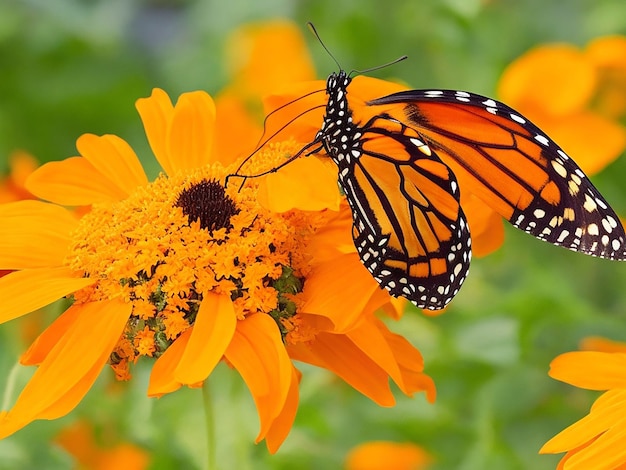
[369,89,626,260]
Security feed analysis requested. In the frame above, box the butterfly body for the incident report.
[311,71,626,309]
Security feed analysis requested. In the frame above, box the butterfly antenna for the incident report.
[224,103,327,187]
[351,55,408,77]
[307,22,342,70]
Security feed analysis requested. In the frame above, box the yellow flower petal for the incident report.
[36,358,105,420]
[167,91,216,172]
[0,299,131,438]
[0,267,95,323]
[214,91,262,166]
[302,253,388,332]
[264,367,300,454]
[76,134,148,197]
[175,293,237,384]
[136,88,176,175]
[21,304,82,365]
[307,204,355,263]
[225,314,291,441]
[263,80,327,144]
[563,421,626,470]
[346,319,405,392]
[26,157,131,205]
[378,326,436,402]
[549,352,626,390]
[147,329,191,397]
[258,156,340,212]
[498,44,597,117]
[288,334,396,407]
[0,200,77,269]
[541,389,626,454]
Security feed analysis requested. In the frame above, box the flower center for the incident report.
[176,179,239,232]
[65,161,319,381]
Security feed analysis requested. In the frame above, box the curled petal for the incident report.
[175,293,237,384]
[288,335,396,407]
[224,314,291,442]
[147,329,191,397]
[346,320,405,393]
[264,367,301,453]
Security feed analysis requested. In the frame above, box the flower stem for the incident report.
[1,362,21,411]
[202,379,217,470]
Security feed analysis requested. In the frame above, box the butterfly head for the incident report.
[326,70,352,95]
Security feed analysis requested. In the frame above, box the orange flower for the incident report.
[0,150,38,204]
[585,36,626,120]
[345,441,431,470]
[56,420,150,470]
[498,36,626,175]
[540,350,626,469]
[580,336,626,353]
[0,86,434,452]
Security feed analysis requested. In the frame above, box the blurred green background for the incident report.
[2,0,626,469]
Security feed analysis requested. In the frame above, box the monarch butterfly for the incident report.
[230,31,626,310]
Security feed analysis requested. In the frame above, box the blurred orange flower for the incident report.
[0,150,38,204]
[56,420,149,470]
[540,349,626,469]
[213,20,317,166]
[580,336,626,353]
[345,441,431,470]
[498,36,626,176]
